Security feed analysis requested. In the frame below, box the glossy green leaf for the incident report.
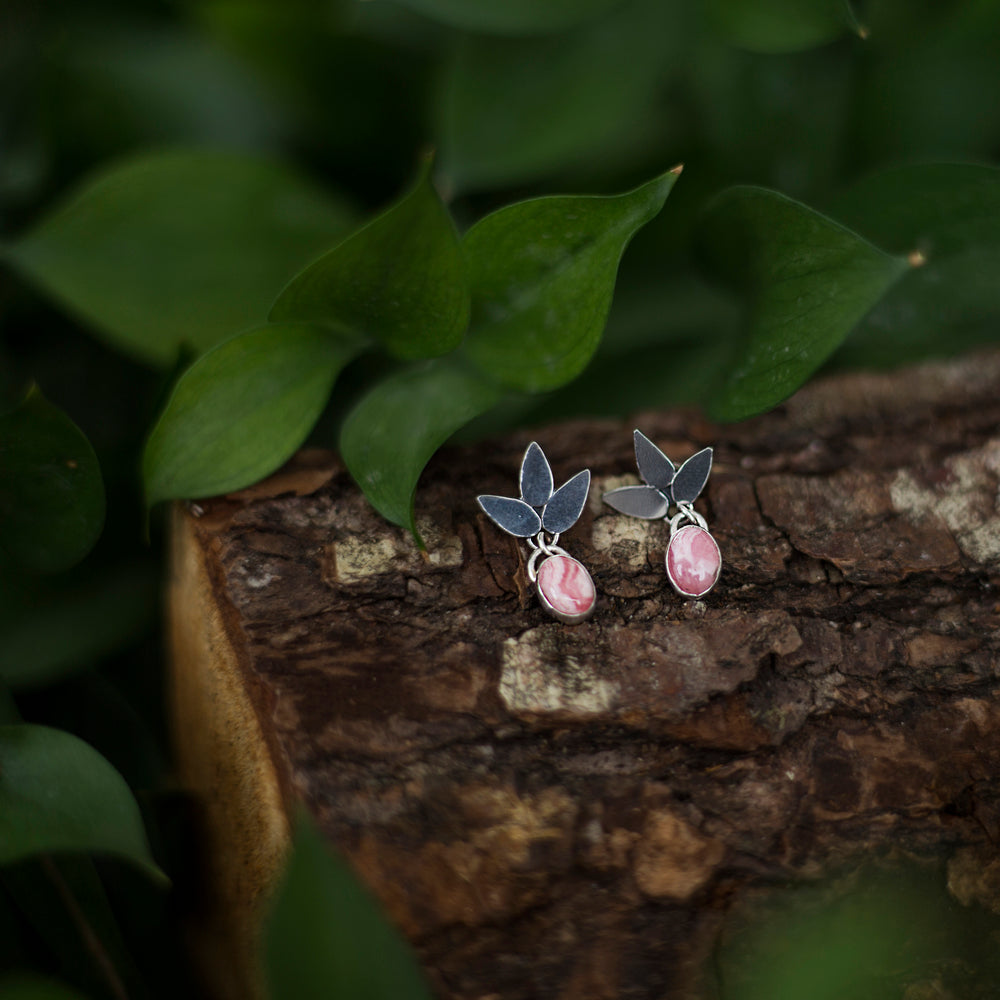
[828,163,1000,367]
[0,386,104,574]
[0,562,158,689]
[270,164,469,360]
[143,324,359,505]
[265,812,433,1000]
[0,724,162,879]
[387,0,623,35]
[437,0,677,192]
[0,974,88,1000]
[461,168,679,392]
[340,358,502,537]
[700,186,910,421]
[706,0,860,53]
[7,150,355,366]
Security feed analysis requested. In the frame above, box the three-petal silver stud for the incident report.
[477,443,596,624]
[478,441,591,537]
[603,430,712,519]
[603,430,721,599]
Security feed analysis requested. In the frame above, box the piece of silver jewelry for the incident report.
[477,442,596,624]
[603,430,721,598]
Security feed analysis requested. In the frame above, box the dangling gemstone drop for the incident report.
[536,554,596,624]
[665,525,721,598]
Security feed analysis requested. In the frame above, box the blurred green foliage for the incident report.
[1,0,999,996]
[264,812,434,1000]
[711,861,1000,1000]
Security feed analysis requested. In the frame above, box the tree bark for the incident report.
[169,350,1000,1000]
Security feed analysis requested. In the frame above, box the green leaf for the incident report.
[143,323,359,505]
[340,358,502,537]
[460,168,679,392]
[700,186,910,421]
[7,150,355,366]
[517,275,740,423]
[713,864,984,1000]
[0,386,104,574]
[270,163,469,360]
[684,41,853,200]
[530,339,729,425]
[265,812,432,1000]
[832,163,1000,254]
[849,4,1000,166]
[595,272,742,358]
[0,974,88,1000]
[0,561,158,689]
[706,0,861,53]
[387,0,624,35]
[828,164,1000,367]
[437,0,678,192]
[48,23,288,155]
[198,3,435,181]
[0,724,163,880]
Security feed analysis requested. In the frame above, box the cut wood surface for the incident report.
[168,350,1000,1000]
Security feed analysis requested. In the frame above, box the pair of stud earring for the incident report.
[476,430,721,624]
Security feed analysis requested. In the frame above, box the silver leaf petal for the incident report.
[602,484,668,519]
[670,447,713,504]
[477,496,542,537]
[634,429,675,489]
[520,441,554,507]
[542,469,590,534]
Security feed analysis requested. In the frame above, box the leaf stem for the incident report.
[40,855,130,1000]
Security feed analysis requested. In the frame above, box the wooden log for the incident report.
[168,350,1000,1000]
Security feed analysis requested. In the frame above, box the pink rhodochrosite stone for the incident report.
[666,525,721,598]
[536,555,596,623]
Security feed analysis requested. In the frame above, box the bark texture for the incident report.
[169,350,1000,1000]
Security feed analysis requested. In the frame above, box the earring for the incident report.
[603,430,721,598]
[477,442,596,624]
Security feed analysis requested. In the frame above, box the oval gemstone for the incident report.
[536,554,596,623]
[666,525,721,598]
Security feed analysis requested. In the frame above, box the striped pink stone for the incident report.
[536,555,596,622]
[666,525,721,598]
